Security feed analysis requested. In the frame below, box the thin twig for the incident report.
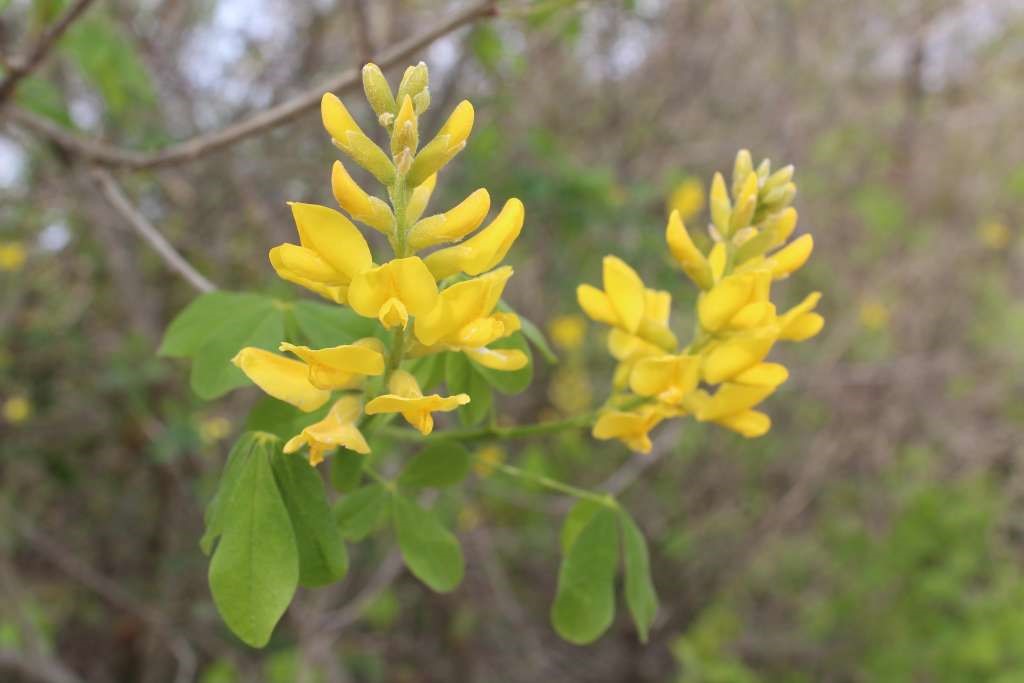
[5,0,498,169]
[0,0,99,105]
[314,550,405,638]
[0,650,85,683]
[91,168,218,293]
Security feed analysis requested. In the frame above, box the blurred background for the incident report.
[3,0,1024,681]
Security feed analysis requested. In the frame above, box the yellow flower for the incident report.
[199,416,232,444]
[667,176,705,222]
[347,256,439,329]
[412,266,527,371]
[3,395,32,423]
[577,256,677,352]
[858,297,889,331]
[978,220,1011,251]
[686,362,788,438]
[284,396,370,466]
[364,369,469,435]
[778,292,824,342]
[592,405,668,454]
[473,444,506,478]
[629,353,700,406]
[666,211,712,289]
[331,160,394,235]
[0,242,27,272]
[231,347,331,412]
[422,198,525,280]
[278,337,385,389]
[269,202,373,304]
[407,188,491,251]
[548,314,587,351]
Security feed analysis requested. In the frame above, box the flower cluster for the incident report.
[579,151,823,453]
[232,62,526,465]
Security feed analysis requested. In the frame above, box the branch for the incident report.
[0,650,85,683]
[6,0,498,169]
[91,168,218,293]
[0,0,99,105]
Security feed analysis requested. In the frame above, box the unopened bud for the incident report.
[709,172,733,237]
[396,62,429,105]
[362,63,397,120]
[336,131,396,185]
[413,87,431,114]
[732,149,753,197]
[390,95,419,157]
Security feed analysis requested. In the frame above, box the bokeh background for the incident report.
[3,0,1024,681]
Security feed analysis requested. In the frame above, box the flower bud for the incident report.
[710,172,732,237]
[331,160,394,234]
[396,62,429,106]
[362,63,397,120]
[391,95,419,157]
[732,149,753,197]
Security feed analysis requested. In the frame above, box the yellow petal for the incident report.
[708,242,728,281]
[666,211,712,289]
[414,266,513,346]
[592,408,664,454]
[709,172,732,236]
[464,346,528,371]
[629,353,699,404]
[715,410,771,438]
[770,234,813,279]
[284,396,371,464]
[696,383,776,421]
[437,100,474,149]
[279,339,385,389]
[702,331,776,384]
[577,284,618,327]
[769,207,798,246]
[406,174,437,224]
[728,301,776,330]
[331,161,393,234]
[781,312,824,341]
[269,243,345,285]
[289,202,372,279]
[423,198,524,279]
[644,289,672,327]
[365,372,470,435]
[231,348,330,412]
[733,362,789,388]
[348,257,439,327]
[321,93,364,142]
[603,255,645,334]
[408,188,491,250]
[698,274,754,332]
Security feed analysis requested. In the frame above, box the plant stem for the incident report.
[493,462,617,508]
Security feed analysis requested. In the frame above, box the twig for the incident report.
[91,168,218,293]
[349,0,376,64]
[0,0,99,105]
[314,550,405,638]
[5,0,498,169]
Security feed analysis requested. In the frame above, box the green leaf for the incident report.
[244,396,327,442]
[445,353,491,426]
[190,304,285,400]
[333,484,390,541]
[618,508,658,643]
[290,300,378,347]
[329,452,364,493]
[469,24,503,70]
[560,499,603,555]
[208,433,298,648]
[551,505,618,645]
[272,453,348,587]
[407,353,446,392]
[469,332,533,395]
[392,493,464,593]
[159,292,269,358]
[201,433,261,555]
[398,442,471,490]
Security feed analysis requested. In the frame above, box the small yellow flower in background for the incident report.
[199,416,232,444]
[473,444,506,478]
[548,314,587,351]
[284,396,370,466]
[0,242,27,272]
[666,176,705,222]
[3,395,32,423]
[549,367,592,414]
[978,220,1011,251]
[457,504,482,532]
[859,298,890,331]
[365,369,469,435]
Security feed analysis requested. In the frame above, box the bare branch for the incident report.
[0,0,100,105]
[91,168,218,294]
[0,650,85,683]
[6,0,498,170]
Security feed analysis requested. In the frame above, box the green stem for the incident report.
[493,462,617,508]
